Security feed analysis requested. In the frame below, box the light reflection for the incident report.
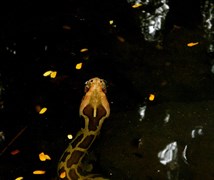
[127,0,169,42]
[67,134,73,140]
[158,141,179,179]
[158,141,178,165]
[182,145,188,164]
[138,105,147,121]
[191,126,203,138]
[164,113,170,123]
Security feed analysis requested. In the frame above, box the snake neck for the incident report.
[58,127,99,180]
[58,77,110,180]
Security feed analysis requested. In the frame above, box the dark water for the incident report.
[0,0,214,180]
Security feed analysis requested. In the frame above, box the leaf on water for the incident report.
[33,170,46,175]
[43,71,52,77]
[50,71,57,78]
[75,63,83,70]
[187,42,199,47]
[132,3,142,8]
[39,107,47,114]
[59,171,66,178]
[15,177,24,180]
[109,20,114,25]
[149,94,155,101]
[80,48,88,52]
[11,149,20,155]
[39,152,51,161]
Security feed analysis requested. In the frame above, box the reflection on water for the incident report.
[158,141,179,180]
[0,0,214,180]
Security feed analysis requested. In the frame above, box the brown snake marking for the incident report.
[58,77,110,180]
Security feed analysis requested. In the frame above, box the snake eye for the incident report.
[84,85,90,93]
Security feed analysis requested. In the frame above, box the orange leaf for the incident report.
[33,170,46,175]
[187,42,199,47]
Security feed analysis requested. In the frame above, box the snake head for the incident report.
[84,77,107,94]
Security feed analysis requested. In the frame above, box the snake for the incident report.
[58,77,110,180]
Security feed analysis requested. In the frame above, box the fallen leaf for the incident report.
[75,63,83,70]
[43,71,52,77]
[132,3,142,8]
[11,149,20,155]
[80,48,88,52]
[39,107,47,114]
[60,171,66,178]
[187,42,199,47]
[33,170,46,175]
[39,152,51,161]
[50,71,57,78]
[15,177,24,180]
[149,94,155,101]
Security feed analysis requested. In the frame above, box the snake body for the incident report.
[58,77,110,180]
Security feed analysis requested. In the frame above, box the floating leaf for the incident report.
[132,3,142,8]
[80,48,88,53]
[33,170,46,175]
[62,25,71,30]
[50,71,57,78]
[39,107,47,114]
[109,20,114,25]
[15,177,24,180]
[149,94,155,101]
[187,42,199,47]
[43,71,52,77]
[67,134,73,140]
[75,63,82,70]
[60,171,66,178]
[39,152,51,161]
[11,149,20,155]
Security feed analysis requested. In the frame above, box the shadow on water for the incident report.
[0,0,214,180]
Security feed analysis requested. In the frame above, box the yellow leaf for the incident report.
[187,42,199,47]
[43,70,52,77]
[15,177,24,180]
[60,171,66,178]
[39,107,47,114]
[39,152,51,161]
[109,20,114,25]
[50,71,57,78]
[75,63,82,70]
[132,3,142,8]
[149,94,155,101]
[80,48,88,52]
[33,170,46,175]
